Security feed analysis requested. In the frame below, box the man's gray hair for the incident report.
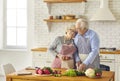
[76,17,89,30]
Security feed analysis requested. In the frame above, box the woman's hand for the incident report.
[62,56,71,60]
[57,54,62,59]
[57,54,71,61]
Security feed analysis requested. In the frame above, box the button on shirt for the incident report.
[74,29,100,65]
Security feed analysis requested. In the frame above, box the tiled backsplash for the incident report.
[34,0,120,49]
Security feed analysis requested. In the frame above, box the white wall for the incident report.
[34,0,120,49]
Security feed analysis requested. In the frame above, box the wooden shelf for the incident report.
[44,19,78,32]
[31,48,47,52]
[44,19,78,22]
[44,0,87,3]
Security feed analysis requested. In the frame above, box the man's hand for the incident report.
[78,63,86,71]
[76,61,82,70]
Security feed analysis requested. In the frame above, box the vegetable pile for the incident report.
[35,67,102,78]
[62,69,85,77]
[63,68,102,78]
[85,68,102,78]
[36,67,53,75]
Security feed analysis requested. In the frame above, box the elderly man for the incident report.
[74,17,100,71]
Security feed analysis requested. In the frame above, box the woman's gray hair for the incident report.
[76,17,89,30]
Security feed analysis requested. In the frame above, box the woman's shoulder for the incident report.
[55,36,64,41]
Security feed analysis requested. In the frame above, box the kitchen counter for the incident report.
[31,47,47,52]
[100,50,120,54]
[6,69,115,81]
[31,47,120,54]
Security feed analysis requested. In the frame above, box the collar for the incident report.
[77,29,90,37]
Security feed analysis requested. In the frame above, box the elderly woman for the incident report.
[49,27,76,69]
[74,17,100,71]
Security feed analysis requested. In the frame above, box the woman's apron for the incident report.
[61,39,75,69]
[77,36,100,69]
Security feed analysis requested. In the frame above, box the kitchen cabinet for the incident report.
[115,55,120,81]
[99,54,120,81]
[32,51,54,68]
[44,0,87,3]
[115,62,120,81]
[99,54,115,71]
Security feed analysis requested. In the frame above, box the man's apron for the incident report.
[77,36,100,69]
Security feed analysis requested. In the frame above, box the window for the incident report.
[4,0,27,49]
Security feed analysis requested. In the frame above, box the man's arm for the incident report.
[83,33,100,65]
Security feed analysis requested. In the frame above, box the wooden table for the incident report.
[6,69,115,81]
